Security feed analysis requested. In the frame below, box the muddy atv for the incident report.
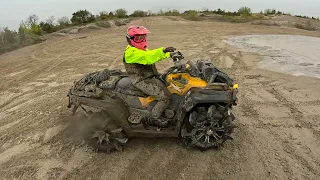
[67,51,239,153]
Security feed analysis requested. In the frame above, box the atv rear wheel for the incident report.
[83,111,128,153]
[181,104,235,150]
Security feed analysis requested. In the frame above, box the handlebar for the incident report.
[171,51,184,62]
[169,51,191,73]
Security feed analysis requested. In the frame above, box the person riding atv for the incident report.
[123,25,176,127]
[67,25,238,153]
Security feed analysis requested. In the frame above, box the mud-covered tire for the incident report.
[180,104,236,150]
[83,111,128,153]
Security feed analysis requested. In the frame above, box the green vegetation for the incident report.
[131,10,147,17]
[200,8,240,16]
[39,16,56,33]
[238,6,252,16]
[264,9,283,15]
[158,9,181,16]
[295,15,319,20]
[99,11,109,20]
[71,10,95,25]
[183,10,200,21]
[190,7,265,23]
[115,8,128,18]
[0,24,44,54]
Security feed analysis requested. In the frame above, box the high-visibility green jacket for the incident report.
[123,45,171,84]
[124,45,171,65]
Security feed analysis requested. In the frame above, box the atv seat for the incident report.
[116,77,147,97]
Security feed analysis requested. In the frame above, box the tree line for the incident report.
[1,7,319,54]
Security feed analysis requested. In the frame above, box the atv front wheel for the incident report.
[181,104,235,150]
[83,111,128,153]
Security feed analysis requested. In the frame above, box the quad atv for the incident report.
[67,51,239,153]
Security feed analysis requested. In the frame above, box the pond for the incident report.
[224,35,320,78]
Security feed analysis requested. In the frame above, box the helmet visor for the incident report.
[133,35,146,43]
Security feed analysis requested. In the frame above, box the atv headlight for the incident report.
[232,83,239,90]
[185,63,191,70]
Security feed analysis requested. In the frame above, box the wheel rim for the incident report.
[181,105,235,149]
[85,111,128,153]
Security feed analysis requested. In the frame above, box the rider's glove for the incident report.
[170,52,176,58]
[170,52,182,62]
[170,51,182,58]
[163,47,176,53]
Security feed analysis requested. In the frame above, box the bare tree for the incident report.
[99,11,109,19]
[57,16,71,26]
[46,16,55,25]
[25,14,39,27]
[99,11,108,16]
[147,10,153,16]
[18,22,27,43]
[115,8,127,18]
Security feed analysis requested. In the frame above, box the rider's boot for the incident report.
[147,117,169,128]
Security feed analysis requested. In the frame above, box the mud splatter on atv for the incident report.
[67,52,238,153]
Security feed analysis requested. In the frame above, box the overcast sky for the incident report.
[1,0,320,29]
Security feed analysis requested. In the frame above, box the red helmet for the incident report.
[126,25,150,50]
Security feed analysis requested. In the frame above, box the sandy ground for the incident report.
[1,17,320,180]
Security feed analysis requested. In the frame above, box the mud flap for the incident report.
[67,89,80,115]
[68,94,132,136]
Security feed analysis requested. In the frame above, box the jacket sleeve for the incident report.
[125,46,171,65]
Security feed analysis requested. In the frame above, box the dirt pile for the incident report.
[52,18,131,36]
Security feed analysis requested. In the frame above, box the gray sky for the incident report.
[1,0,320,30]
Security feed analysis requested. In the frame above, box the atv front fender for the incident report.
[175,88,237,130]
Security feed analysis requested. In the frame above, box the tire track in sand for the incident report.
[0,143,37,165]
[98,144,144,180]
[119,139,183,180]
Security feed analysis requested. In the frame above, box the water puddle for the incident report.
[224,35,320,78]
